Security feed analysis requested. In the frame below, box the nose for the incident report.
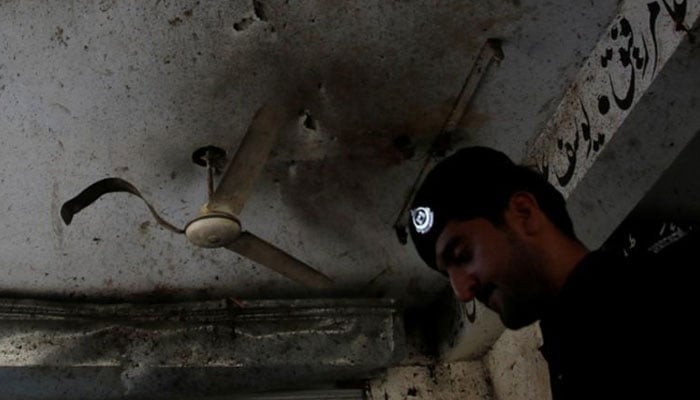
[447,267,478,302]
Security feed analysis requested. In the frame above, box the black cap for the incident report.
[409,147,521,270]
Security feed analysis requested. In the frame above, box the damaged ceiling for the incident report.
[0,0,647,304]
[2,0,700,396]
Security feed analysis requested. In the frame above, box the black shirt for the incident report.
[539,230,696,399]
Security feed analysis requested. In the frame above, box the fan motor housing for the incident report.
[185,214,241,248]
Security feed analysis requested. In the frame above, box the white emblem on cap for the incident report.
[411,207,434,234]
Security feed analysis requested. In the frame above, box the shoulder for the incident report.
[596,220,697,327]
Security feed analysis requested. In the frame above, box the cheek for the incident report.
[476,236,513,283]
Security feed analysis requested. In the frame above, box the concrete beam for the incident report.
[0,298,404,399]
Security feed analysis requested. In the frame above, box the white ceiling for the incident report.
[0,0,619,304]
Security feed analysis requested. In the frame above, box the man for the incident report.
[408,146,693,399]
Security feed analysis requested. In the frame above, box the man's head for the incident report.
[409,147,582,329]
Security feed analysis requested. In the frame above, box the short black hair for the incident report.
[409,146,576,270]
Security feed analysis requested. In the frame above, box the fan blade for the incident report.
[207,103,291,215]
[226,232,333,289]
[60,177,184,234]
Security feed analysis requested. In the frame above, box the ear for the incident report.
[504,191,542,236]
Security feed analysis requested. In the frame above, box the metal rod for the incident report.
[206,150,215,200]
[392,38,504,244]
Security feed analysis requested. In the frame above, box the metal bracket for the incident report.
[393,38,504,244]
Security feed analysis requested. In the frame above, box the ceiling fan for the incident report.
[60,102,333,289]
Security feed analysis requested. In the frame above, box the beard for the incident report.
[497,289,547,329]
[495,231,554,330]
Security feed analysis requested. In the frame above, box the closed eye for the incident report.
[437,235,472,273]
[443,245,472,268]
[453,252,472,265]
[450,249,473,267]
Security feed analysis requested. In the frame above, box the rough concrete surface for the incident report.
[368,361,493,400]
[485,325,551,400]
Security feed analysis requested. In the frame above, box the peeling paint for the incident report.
[253,0,267,21]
